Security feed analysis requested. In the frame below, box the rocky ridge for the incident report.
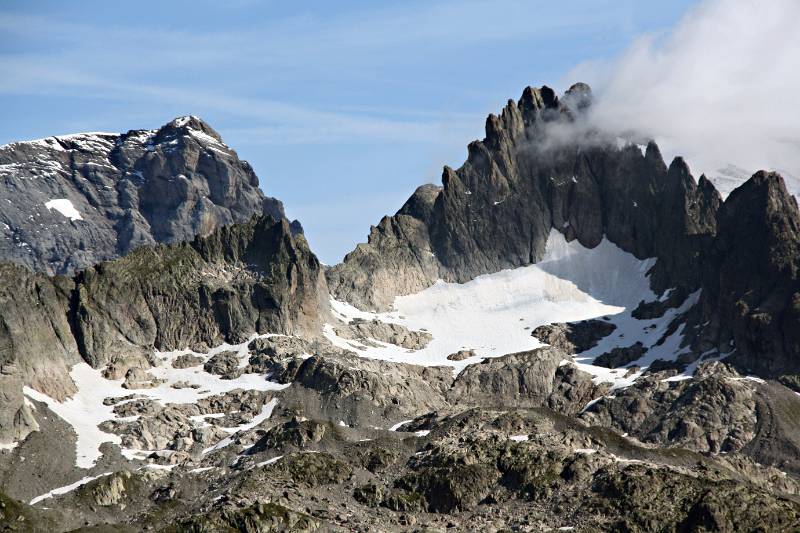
[6,353,800,532]
[328,84,800,385]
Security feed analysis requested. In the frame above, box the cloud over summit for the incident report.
[571,0,800,195]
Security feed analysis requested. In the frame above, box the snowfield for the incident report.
[24,334,288,469]
[325,229,696,388]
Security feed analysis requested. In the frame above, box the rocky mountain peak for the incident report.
[154,115,226,146]
[0,117,292,275]
[562,81,593,113]
[328,84,719,309]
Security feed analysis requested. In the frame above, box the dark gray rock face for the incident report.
[328,84,721,310]
[0,116,296,275]
[692,172,800,377]
[531,319,616,354]
[593,341,648,368]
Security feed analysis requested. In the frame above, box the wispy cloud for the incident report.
[570,0,800,194]
[0,0,642,145]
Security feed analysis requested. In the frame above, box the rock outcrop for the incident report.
[449,347,608,416]
[0,116,297,275]
[333,318,432,350]
[72,214,327,368]
[531,319,616,354]
[692,172,800,377]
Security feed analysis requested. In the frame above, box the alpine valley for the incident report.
[1,85,799,532]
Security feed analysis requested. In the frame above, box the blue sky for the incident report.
[0,0,698,263]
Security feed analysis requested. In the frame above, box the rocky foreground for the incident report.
[0,86,799,532]
[4,338,800,531]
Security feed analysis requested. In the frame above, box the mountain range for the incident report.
[0,84,799,532]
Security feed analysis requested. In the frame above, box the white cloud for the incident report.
[570,0,800,196]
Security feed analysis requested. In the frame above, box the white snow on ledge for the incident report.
[45,198,83,221]
[30,472,111,505]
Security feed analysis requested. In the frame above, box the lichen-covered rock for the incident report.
[531,319,616,355]
[446,349,475,361]
[172,502,320,532]
[586,465,800,533]
[172,354,204,369]
[103,353,152,380]
[353,483,385,507]
[281,451,352,487]
[581,362,758,453]
[395,464,498,513]
[203,351,241,378]
[86,471,132,507]
[280,351,452,426]
[248,336,309,358]
[247,418,326,453]
[122,367,164,390]
[449,347,607,415]
[72,215,327,367]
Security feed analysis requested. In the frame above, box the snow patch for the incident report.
[326,230,659,382]
[389,420,413,431]
[256,455,284,467]
[45,199,82,221]
[573,448,598,455]
[30,473,111,505]
[326,230,700,390]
